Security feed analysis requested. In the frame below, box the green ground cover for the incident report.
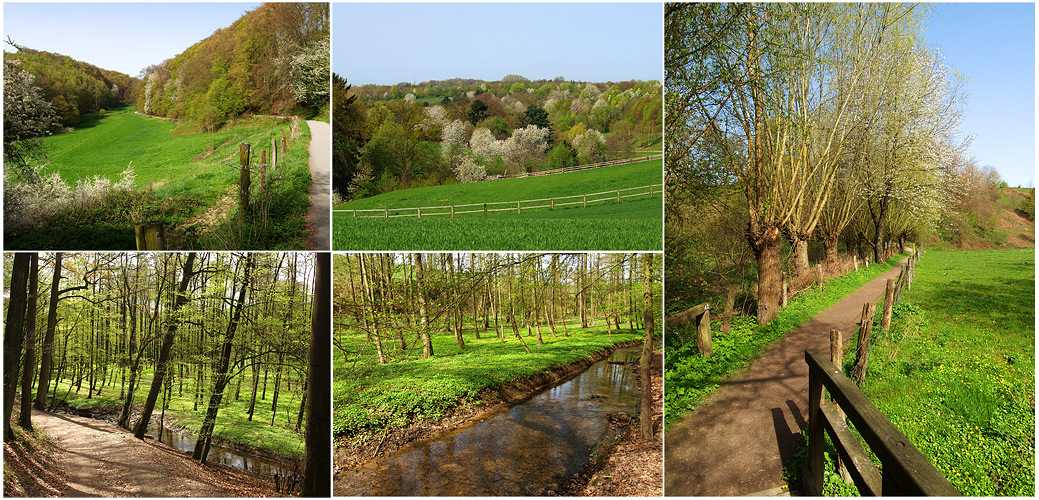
[333,197,662,250]
[333,325,641,444]
[664,254,908,428]
[46,369,306,459]
[7,107,312,250]
[846,249,1034,495]
[335,159,661,211]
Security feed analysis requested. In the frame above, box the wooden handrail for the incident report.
[804,348,959,496]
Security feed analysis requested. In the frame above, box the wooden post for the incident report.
[721,287,737,334]
[697,305,712,357]
[134,222,167,250]
[384,208,388,218]
[583,194,587,208]
[616,189,621,202]
[517,201,521,214]
[271,137,277,169]
[852,302,876,385]
[417,207,421,218]
[551,198,555,209]
[451,206,455,219]
[805,363,824,496]
[781,277,788,308]
[816,263,824,290]
[238,144,250,223]
[828,329,852,482]
[882,279,895,331]
[649,185,654,199]
[260,149,267,191]
[281,135,288,155]
[483,203,487,216]
[352,209,356,218]
[853,254,859,271]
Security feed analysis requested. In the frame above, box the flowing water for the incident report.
[333,346,641,496]
[148,420,299,478]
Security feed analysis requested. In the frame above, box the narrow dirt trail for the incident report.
[664,257,910,496]
[30,409,273,497]
[305,119,330,250]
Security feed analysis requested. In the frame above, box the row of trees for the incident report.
[3,252,330,496]
[332,77,663,200]
[137,3,329,126]
[665,3,980,323]
[333,253,659,361]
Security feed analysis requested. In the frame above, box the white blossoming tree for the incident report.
[453,155,486,183]
[573,129,606,163]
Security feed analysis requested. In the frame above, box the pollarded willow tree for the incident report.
[667,3,967,324]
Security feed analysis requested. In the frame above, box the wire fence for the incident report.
[337,183,663,219]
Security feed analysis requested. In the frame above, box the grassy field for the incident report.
[664,254,908,428]
[333,323,642,444]
[332,159,662,250]
[848,249,1034,495]
[45,368,307,459]
[7,107,312,250]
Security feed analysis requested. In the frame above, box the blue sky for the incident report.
[3,3,261,77]
[332,3,663,85]
[925,3,1035,187]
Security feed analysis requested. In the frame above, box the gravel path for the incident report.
[31,409,274,497]
[305,119,330,250]
[664,258,909,496]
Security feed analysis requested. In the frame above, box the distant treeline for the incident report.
[137,2,329,125]
[3,46,139,127]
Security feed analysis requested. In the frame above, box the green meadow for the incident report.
[850,249,1034,495]
[332,159,662,250]
[7,107,313,250]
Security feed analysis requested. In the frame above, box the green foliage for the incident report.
[3,48,134,122]
[332,327,641,441]
[467,99,489,125]
[852,249,1034,495]
[664,254,908,427]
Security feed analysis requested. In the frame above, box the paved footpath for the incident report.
[664,257,909,496]
[306,119,330,250]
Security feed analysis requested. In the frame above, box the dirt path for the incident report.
[664,258,910,496]
[29,409,274,497]
[305,119,330,249]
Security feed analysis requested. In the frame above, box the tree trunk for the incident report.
[752,226,782,326]
[640,253,655,440]
[34,253,64,410]
[302,253,331,497]
[792,235,811,278]
[192,254,252,462]
[4,253,31,439]
[133,253,197,439]
[19,254,40,431]
[415,254,434,358]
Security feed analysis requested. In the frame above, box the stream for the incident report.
[333,346,641,496]
[148,420,299,479]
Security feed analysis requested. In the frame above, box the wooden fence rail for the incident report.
[504,154,663,179]
[340,183,663,218]
[804,348,959,496]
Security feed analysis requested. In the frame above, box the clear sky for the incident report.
[332,3,663,85]
[3,3,262,77]
[925,3,1035,187]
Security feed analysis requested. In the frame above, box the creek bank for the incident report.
[333,339,642,473]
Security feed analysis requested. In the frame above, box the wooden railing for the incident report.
[503,154,663,179]
[803,348,959,496]
[338,183,663,218]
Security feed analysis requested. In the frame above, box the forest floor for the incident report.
[664,257,909,496]
[574,349,663,496]
[305,119,330,250]
[3,409,278,497]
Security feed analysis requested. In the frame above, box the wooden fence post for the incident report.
[134,222,167,250]
[281,135,288,155]
[650,185,654,199]
[551,198,555,209]
[451,206,455,219]
[852,302,877,385]
[816,263,824,290]
[882,279,895,331]
[384,208,388,218]
[616,189,621,202]
[483,203,487,216]
[583,194,587,208]
[697,305,712,357]
[853,254,859,271]
[238,144,250,223]
[805,362,824,496]
[352,209,356,218]
[271,137,277,169]
[417,207,421,218]
[517,201,521,214]
[260,149,267,191]
[721,287,737,334]
[781,277,788,308]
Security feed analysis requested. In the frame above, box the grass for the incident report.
[333,323,642,443]
[664,253,908,428]
[45,367,307,459]
[332,159,662,250]
[7,106,312,249]
[844,249,1034,495]
[335,158,661,211]
[333,197,662,250]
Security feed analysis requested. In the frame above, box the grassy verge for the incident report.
[333,197,662,250]
[45,369,306,459]
[6,107,312,249]
[843,249,1034,495]
[333,325,642,445]
[664,253,907,428]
